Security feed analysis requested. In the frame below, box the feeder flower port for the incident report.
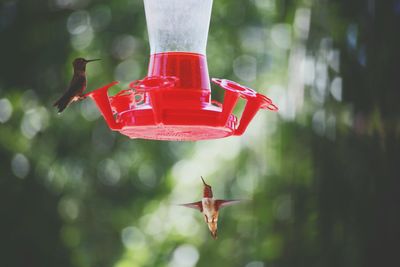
[85,0,278,141]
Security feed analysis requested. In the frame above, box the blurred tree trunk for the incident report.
[314,1,400,266]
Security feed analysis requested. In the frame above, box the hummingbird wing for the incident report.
[53,75,86,113]
[215,199,242,209]
[178,201,203,212]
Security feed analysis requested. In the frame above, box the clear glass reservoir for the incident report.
[144,0,213,55]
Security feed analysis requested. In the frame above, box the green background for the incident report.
[0,0,399,266]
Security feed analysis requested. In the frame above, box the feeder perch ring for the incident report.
[212,78,257,99]
[257,93,278,111]
[130,76,179,91]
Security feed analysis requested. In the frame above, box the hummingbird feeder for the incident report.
[85,0,277,141]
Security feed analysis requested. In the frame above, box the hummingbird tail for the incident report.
[53,96,72,113]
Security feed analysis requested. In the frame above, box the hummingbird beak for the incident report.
[86,59,101,63]
[201,176,213,198]
[201,176,208,186]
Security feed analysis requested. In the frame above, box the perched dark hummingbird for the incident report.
[53,57,100,113]
[179,176,241,239]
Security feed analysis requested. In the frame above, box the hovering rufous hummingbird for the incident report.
[179,176,241,239]
[53,57,100,113]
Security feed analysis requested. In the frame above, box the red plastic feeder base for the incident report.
[85,52,277,141]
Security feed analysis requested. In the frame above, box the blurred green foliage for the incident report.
[0,0,399,267]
